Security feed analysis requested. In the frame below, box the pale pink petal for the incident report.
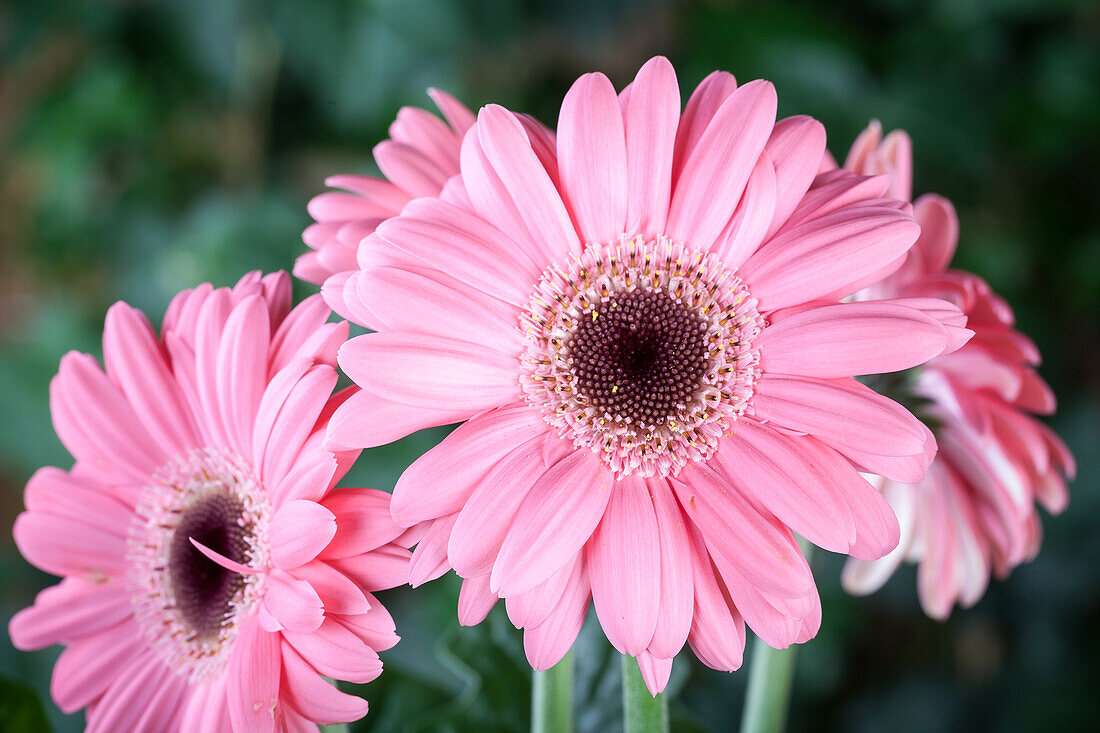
[491,450,614,595]
[376,198,542,307]
[320,488,405,559]
[408,515,458,586]
[666,80,777,252]
[673,70,737,176]
[477,104,581,259]
[325,388,469,452]
[763,115,827,239]
[752,374,926,457]
[262,568,324,633]
[505,557,576,630]
[50,352,166,480]
[215,294,270,457]
[710,154,777,270]
[179,680,231,733]
[9,579,132,650]
[357,266,522,355]
[672,460,817,596]
[458,574,499,626]
[269,294,333,375]
[291,560,370,615]
[226,620,280,733]
[391,403,548,526]
[85,651,177,733]
[913,193,958,274]
[390,105,462,172]
[558,72,628,244]
[743,204,920,310]
[50,619,145,714]
[283,619,382,684]
[636,652,674,696]
[428,87,476,135]
[374,140,450,198]
[686,536,746,672]
[587,476,661,655]
[254,362,338,486]
[646,481,694,659]
[449,435,549,577]
[329,544,412,592]
[14,510,129,577]
[102,303,199,457]
[756,301,948,378]
[783,170,890,230]
[842,478,919,595]
[522,560,590,670]
[282,643,369,725]
[270,499,337,569]
[623,56,680,239]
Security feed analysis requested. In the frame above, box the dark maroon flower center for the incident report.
[568,288,709,427]
[167,492,250,639]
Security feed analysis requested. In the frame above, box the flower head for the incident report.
[328,58,967,693]
[10,272,412,731]
[839,122,1075,619]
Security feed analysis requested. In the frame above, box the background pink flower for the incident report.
[9,271,413,731]
[327,58,970,692]
[839,122,1076,619]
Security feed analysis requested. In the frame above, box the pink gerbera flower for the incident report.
[839,122,1075,619]
[9,272,412,731]
[296,89,473,299]
[327,57,970,693]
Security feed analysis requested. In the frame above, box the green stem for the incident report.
[622,654,669,733]
[532,650,574,733]
[739,540,814,733]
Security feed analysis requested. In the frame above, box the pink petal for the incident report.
[282,643,369,725]
[913,193,958,274]
[391,403,547,526]
[558,72,628,244]
[338,332,519,412]
[505,556,576,630]
[587,476,661,655]
[9,578,132,650]
[666,80,777,252]
[290,560,371,615]
[673,71,738,176]
[376,197,542,307]
[262,568,324,632]
[269,294,333,376]
[408,515,458,586]
[270,500,337,569]
[646,481,694,659]
[636,652,674,696]
[215,295,270,457]
[842,478,920,595]
[623,56,680,239]
[522,560,590,670]
[783,170,890,230]
[743,205,920,310]
[102,303,199,457]
[756,301,948,378]
[85,651,177,733]
[390,105,462,173]
[329,544,412,592]
[449,435,549,577]
[50,352,166,480]
[50,618,145,713]
[763,115,827,239]
[325,388,469,452]
[686,534,746,672]
[428,87,476,136]
[458,574,499,626]
[226,620,280,733]
[491,450,614,596]
[711,154,777,270]
[752,374,926,457]
[253,362,338,486]
[672,459,817,596]
[320,488,405,559]
[477,105,581,260]
[269,444,336,506]
[711,420,856,553]
[357,266,521,355]
[373,140,450,198]
[283,618,383,684]
[14,510,129,577]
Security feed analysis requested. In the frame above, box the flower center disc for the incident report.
[520,236,764,478]
[130,448,270,680]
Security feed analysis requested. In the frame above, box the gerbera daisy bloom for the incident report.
[296,89,472,307]
[839,122,1075,619]
[9,271,412,731]
[327,57,970,693]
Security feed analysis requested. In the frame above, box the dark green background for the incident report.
[1,1,1097,731]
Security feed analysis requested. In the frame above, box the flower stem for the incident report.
[621,654,669,733]
[739,540,814,733]
[532,650,574,733]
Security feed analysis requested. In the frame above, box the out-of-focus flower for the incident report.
[9,272,412,731]
[296,89,474,309]
[325,57,970,693]
[841,122,1075,619]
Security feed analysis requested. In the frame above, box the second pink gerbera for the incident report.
[327,57,970,693]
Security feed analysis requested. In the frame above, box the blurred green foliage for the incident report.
[1,0,1097,731]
